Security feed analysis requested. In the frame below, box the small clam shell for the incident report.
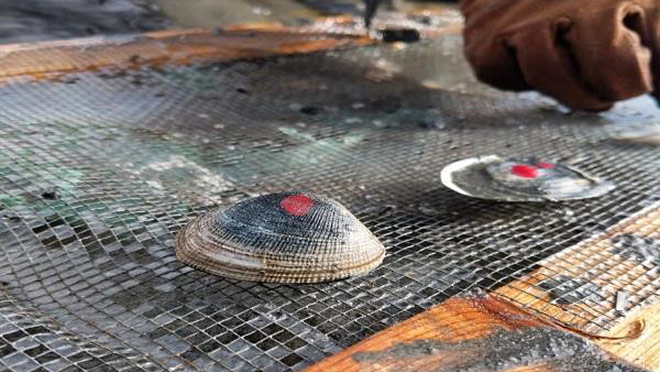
[441,155,615,202]
[175,192,385,283]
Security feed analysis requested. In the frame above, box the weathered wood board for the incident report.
[306,202,660,372]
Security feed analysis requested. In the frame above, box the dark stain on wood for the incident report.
[611,233,660,265]
[351,327,646,372]
[304,293,648,372]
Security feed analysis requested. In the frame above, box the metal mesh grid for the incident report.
[2,32,660,372]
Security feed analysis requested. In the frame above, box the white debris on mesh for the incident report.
[130,155,234,203]
[615,291,628,314]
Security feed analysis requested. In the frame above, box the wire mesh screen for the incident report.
[2,30,660,372]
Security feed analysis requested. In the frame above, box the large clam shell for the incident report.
[441,155,615,202]
[175,192,385,283]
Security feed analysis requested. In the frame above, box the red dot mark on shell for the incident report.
[511,164,538,179]
[537,162,555,169]
[280,194,315,216]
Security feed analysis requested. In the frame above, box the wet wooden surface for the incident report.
[307,202,660,372]
[493,202,660,371]
[0,11,465,84]
[0,26,372,83]
[304,295,550,372]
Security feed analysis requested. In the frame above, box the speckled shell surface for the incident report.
[441,155,615,202]
[175,192,385,283]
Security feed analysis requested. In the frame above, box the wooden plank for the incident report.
[0,26,372,82]
[306,202,660,372]
[304,295,551,372]
[0,13,465,84]
[599,303,660,370]
[493,202,660,369]
[303,292,639,372]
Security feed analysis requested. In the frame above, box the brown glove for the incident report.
[459,0,660,111]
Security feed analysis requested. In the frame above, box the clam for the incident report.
[175,192,385,283]
[441,155,615,202]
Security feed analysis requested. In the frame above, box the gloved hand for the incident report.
[460,0,659,111]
